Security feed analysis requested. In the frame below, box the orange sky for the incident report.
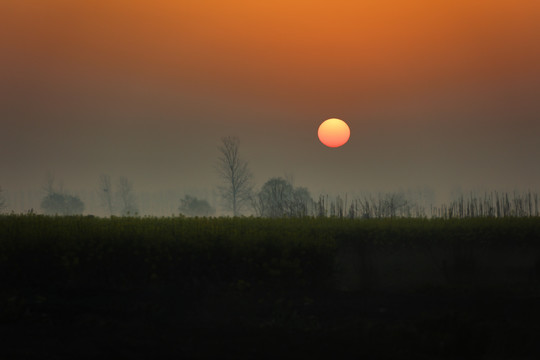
[1,0,540,212]
[3,0,539,116]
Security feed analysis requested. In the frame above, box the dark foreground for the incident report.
[3,286,540,359]
[1,216,540,358]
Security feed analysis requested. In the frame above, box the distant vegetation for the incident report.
[312,190,540,219]
[98,174,139,216]
[178,195,215,217]
[252,177,313,218]
[40,192,84,216]
[39,175,85,216]
[1,138,539,218]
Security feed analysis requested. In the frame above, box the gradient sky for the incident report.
[2,0,540,209]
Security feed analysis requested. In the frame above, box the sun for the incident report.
[318,118,350,148]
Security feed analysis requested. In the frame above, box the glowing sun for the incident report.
[318,118,350,148]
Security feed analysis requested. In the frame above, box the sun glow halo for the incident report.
[318,118,350,148]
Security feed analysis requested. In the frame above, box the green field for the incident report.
[2,215,540,358]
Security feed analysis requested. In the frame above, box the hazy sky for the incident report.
[2,0,540,204]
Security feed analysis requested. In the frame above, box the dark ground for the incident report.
[2,283,540,359]
[2,216,540,358]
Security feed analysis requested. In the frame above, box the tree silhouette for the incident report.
[39,175,84,215]
[254,177,312,218]
[179,195,215,217]
[216,136,253,216]
[98,174,114,216]
[41,192,84,215]
[117,176,138,216]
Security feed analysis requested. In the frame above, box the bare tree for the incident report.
[98,174,114,216]
[117,176,138,216]
[217,136,253,216]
